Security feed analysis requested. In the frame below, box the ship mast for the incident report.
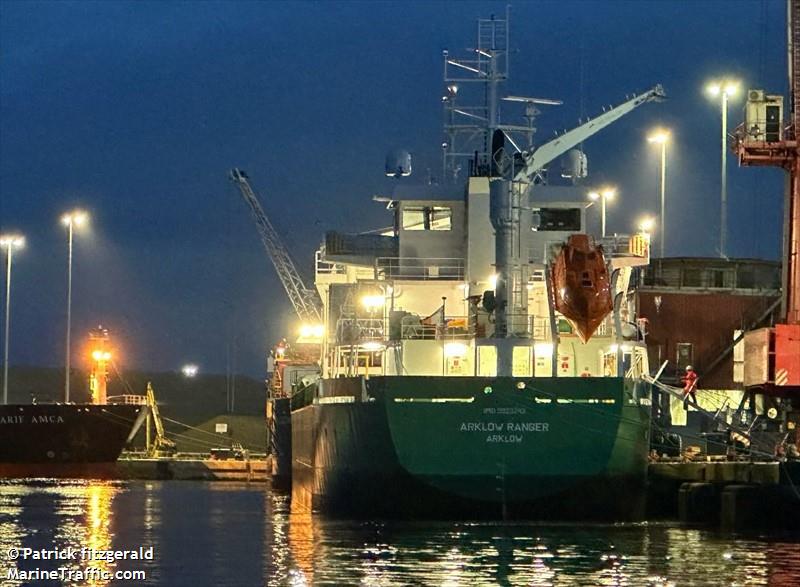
[88,326,111,405]
[442,11,510,182]
[444,14,664,376]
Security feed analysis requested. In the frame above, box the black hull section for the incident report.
[0,404,142,477]
[267,397,292,492]
[300,470,646,521]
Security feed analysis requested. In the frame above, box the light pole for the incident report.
[1,234,24,405]
[588,187,616,238]
[61,210,88,403]
[647,130,670,257]
[707,80,739,258]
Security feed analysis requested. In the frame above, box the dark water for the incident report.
[0,480,799,586]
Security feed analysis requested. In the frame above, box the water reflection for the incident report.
[0,482,25,585]
[0,481,118,586]
[84,483,115,586]
[270,498,800,587]
[0,481,798,586]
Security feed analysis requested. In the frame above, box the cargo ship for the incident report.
[285,14,662,518]
[0,328,146,477]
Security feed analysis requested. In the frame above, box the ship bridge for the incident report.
[314,178,650,382]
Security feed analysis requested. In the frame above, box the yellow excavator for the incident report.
[145,382,177,458]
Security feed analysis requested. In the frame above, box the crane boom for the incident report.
[513,84,666,184]
[145,382,176,457]
[229,168,323,324]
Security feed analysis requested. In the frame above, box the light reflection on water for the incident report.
[0,480,798,586]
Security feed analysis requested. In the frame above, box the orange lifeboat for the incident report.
[550,234,613,343]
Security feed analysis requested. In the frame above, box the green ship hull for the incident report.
[291,375,651,519]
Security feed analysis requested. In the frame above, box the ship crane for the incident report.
[733,0,800,392]
[228,168,323,324]
[489,86,664,374]
[512,85,666,183]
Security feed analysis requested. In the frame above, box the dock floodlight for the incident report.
[587,188,616,237]
[181,364,199,378]
[706,78,740,257]
[638,217,656,233]
[61,210,89,227]
[647,128,670,256]
[647,130,670,144]
[0,234,25,249]
[62,208,90,403]
[1,233,25,404]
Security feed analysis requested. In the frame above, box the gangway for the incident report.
[643,363,754,447]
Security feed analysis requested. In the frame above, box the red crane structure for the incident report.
[734,0,800,393]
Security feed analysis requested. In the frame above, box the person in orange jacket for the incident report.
[681,365,699,409]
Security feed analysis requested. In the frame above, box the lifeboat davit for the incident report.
[550,234,613,343]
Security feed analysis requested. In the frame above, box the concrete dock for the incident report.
[648,460,800,531]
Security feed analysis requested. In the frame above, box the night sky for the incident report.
[0,1,788,377]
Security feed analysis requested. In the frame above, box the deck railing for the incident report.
[315,249,347,275]
[375,257,465,280]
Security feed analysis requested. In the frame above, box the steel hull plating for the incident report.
[291,376,651,519]
[0,404,142,478]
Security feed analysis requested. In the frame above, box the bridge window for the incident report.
[532,208,581,232]
[430,207,452,230]
[401,206,452,231]
[402,207,426,231]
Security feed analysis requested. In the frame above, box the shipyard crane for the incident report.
[733,0,800,392]
[228,168,323,324]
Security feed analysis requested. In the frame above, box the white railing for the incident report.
[398,314,551,340]
[336,317,385,342]
[315,249,347,275]
[598,234,650,258]
[108,394,147,405]
[376,257,464,280]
